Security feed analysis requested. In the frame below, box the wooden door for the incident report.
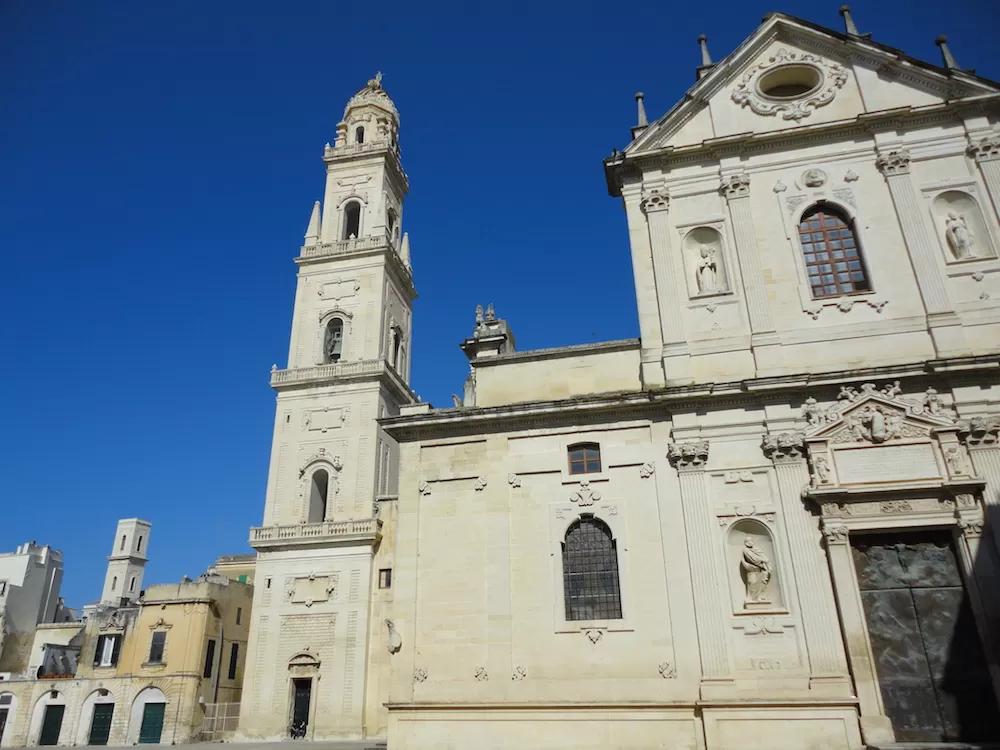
[88,703,114,745]
[137,702,165,744]
[38,704,65,746]
[852,529,1000,742]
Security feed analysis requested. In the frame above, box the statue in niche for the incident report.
[740,536,773,604]
[945,212,975,260]
[697,246,721,293]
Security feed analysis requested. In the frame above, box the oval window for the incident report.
[758,64,822,99]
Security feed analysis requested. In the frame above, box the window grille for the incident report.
[562,517,622,621]
[798,205,870,298]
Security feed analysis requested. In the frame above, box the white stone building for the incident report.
[241,9,1000,749]
[0,542,65,678]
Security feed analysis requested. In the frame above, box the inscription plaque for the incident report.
[835,443,939,484]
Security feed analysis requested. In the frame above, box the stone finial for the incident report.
[698,35,712,67]
[935,36,960,72]
[462,304,515,360]
[400,231,411,269]
[304,201,321,246]
[635,92,648,128]
[838,6,860,36]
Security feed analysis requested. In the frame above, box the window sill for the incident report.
[560,472,610,486]
[141,662,167,670]
[555,621,632,635]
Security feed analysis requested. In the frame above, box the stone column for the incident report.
[960,416,1000,569]
[820,523,895,746]
[875,149,965,356]
[668,440,732,691]
[642,187,690,381]
[762,432,851,694]
[969,134,1000,220]
[721,173,776,342]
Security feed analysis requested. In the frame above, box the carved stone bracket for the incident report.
[875,149,911,177]
[640,187,669,213]
[668,440,710,470]
[959,415,1000,446]
[821,524,850,545]
[969,134,1000,163]
[761,432,806,463]
[959,517,984,538]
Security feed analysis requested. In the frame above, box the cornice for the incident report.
[271,358,417,405]
[472,339,640,368]
[324,144,410,194]
[381,354,1000,442]
[297,239,416,302]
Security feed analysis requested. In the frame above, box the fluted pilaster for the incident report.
[970,135,1000,223]
[721,173,774,335]
[641,188,686,346]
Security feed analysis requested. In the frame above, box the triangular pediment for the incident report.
[627,13,998,155]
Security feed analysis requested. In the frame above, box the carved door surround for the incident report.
[798,382,999,745]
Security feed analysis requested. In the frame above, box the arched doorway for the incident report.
[77,689,117,746]
[128,687,167,745]
[28,690,66,746]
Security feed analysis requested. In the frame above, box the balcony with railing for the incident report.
[269,359,385,388]
[249,518,381,550]
[299,234,387,260]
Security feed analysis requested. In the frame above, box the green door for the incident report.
[138,702,165,744]
[88,703,114,745]
[39,704,65,746]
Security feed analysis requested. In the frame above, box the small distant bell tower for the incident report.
[100,518,151,604]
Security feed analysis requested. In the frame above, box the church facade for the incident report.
[241,10,1000,750]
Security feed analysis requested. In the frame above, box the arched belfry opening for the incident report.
[308,470,329,523]
[324,319,344,363]
[342,202,361,240]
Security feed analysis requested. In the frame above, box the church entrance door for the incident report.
[851,529,1000,742]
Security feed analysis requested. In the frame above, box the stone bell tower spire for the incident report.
[240,74,417,742]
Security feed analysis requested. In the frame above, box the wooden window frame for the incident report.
[567,443,602,475]
[797,204,871,299]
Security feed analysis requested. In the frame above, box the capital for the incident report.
[821,523,850,545]
[761,431,806,462]
[640,187,670,214]
[667,440,709,470]
[958,415,1000,447]
[958,517,984,538]
[969,134,1000,163]
[875,149,911,177]
[720,173,750,199]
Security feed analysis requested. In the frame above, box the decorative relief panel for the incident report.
[284,572,339,608]
[303,406,348,433]
[731,48,849,121]
[318,278,361,302]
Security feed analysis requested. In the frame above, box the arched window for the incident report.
[342,202,361,240]
[324,318,344,363]
[568,443,601,475]
[386,208,397,242]
[562,516,622,621]
[798,205,870,299]
[137,536,143,553]
[120,535,126,552]
[308,470,329,523]
[355,126,365,144]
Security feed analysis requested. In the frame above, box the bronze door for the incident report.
[852,529,1000,742]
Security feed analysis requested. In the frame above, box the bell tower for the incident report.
[240,74,416,741]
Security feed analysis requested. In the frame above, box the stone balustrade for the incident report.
[270,359,385,387]
[300,235,386,259]
[249,518,381,549]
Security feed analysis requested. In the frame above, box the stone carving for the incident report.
[474,476,487,491]
[940,498,957,511]
[755,659,782,670]
[944,445,970,477]
[697,246,721,293]
[973,271,985,282]
[639,462,655,479]
[945,212,976,260]
[802,397,827,427]
[761,432,805,462]
[570,480,601,506]
[835,404,921,444]
[822,525,850,544]
[810,456,831,487]
[731,49,848,121]
[586,629,603,644]
[803,168,827,187]
[474,667,489,681]
[923,387,944,416]
[721,174,750,199]
[959,518,984,537]
[832,188,857,208]
[385,619,402,654]
[413,668,427,683]
[640,187,669,213]
[981,291,992,301]
[608,504,619,515]
[512,666,527,681]
[879,500,912,514]
[667,440,710,469]
[969,134,1000,163]
[959,415,1000,446]
[418,481,431,496]
[740,536,773,605]
[742,616,784,636]
[844,169,859,182]
[725,471,754,483]
[298,448,343,479]
[658,662,677,679]
[773,180,787,193]
[555,509,566,519]
[875,149,911,177]
[956,494,977,509]
[508,473,522,488]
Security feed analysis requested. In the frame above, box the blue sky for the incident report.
[2,0,996,609]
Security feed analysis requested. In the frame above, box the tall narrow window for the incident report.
[324,318,344,363]
[203,639,216,678]
[148,631,166,664]
[308,470,329,523]
[798,205,870,299]
[343,201,361,240]
[562,516,622,621]
[137,536,143,553]
[391,329,401,369]
[355,126,365,144]
[129,577,136,592]
[120,535,126,552]
[568,443,601,475]
[111,576,117,591]
[228,643,240,680]
[387,208,397,242]
[236,607,243,626]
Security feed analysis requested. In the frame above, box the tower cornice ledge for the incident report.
[249,518,382,551]
[270,358,416,403]
[297,237,416,300]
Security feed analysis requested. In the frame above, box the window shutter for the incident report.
[93,635,105,666]
[110,634,122,666]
